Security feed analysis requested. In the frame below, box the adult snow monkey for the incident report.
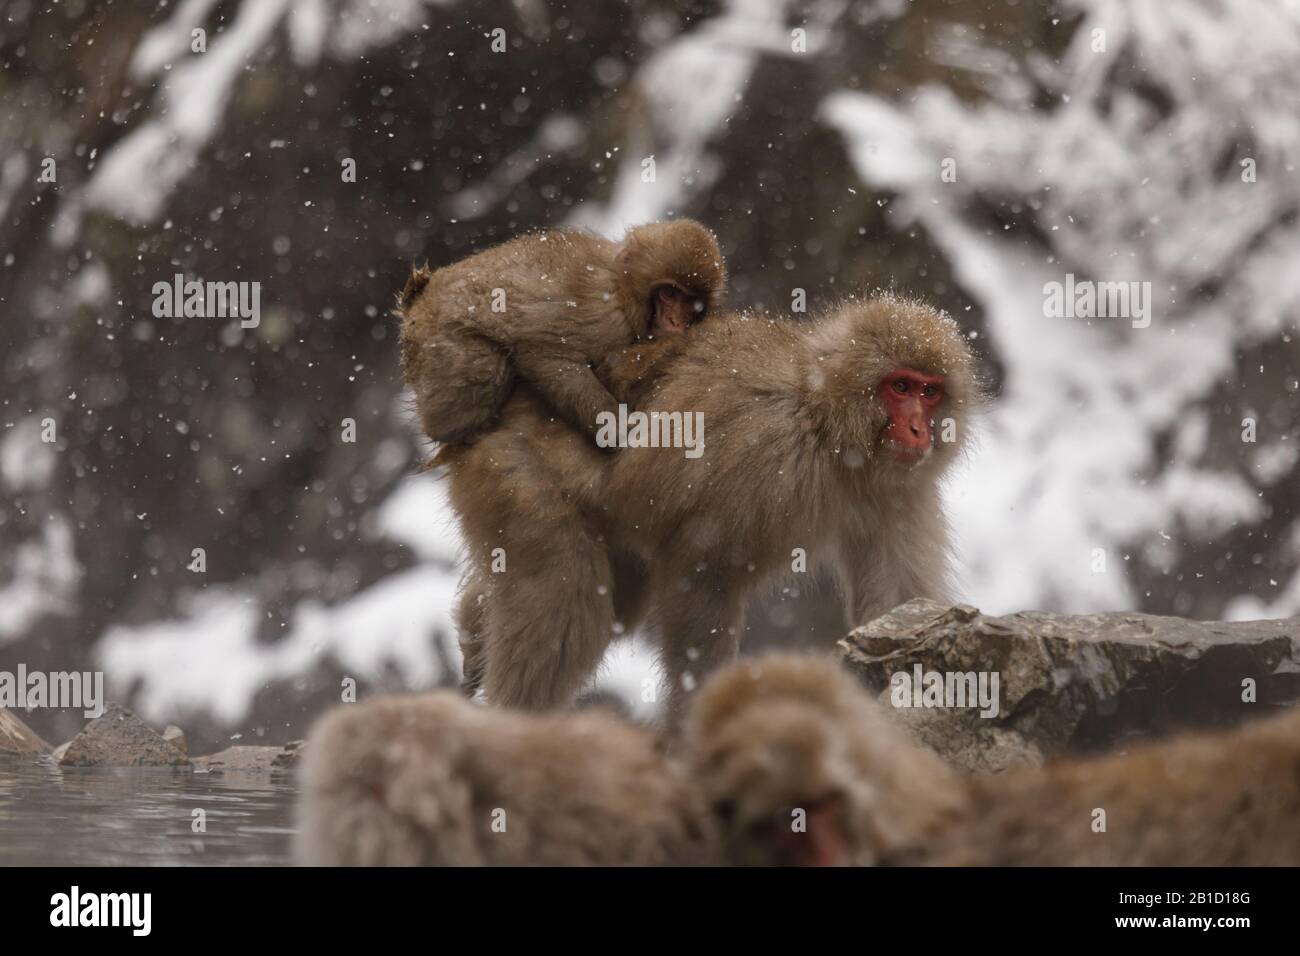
[444,295,980,719]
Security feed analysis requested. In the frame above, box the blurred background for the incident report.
[2,0,1298,751]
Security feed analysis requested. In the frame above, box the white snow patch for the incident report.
[66,0,452,232]
[593,637,664,721]
[824,85,1282,615]
[1,420,58,492]
[97,565,460,726]
[374,472,462,564]
[568,0,789,236]
[130,0,225,79]
[0,517,82,642]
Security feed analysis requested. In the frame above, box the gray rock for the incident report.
[273,739,305,769]
[162,725,187,755]
[840,599,1300,772]
[194,740,303,773]
[0,708,51,756]
[58,703,191,767]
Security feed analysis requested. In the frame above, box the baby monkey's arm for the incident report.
[512,350,622,445]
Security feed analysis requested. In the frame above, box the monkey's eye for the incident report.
[921,384,939,398]
[891,380,909,394]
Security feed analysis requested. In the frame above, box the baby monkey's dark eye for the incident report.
[892,380,909,394]
[921,384,938,398]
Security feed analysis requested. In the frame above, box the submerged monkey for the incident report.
[689,655,1300,867]
[397,219,726,446]
[296,652,1300,867]
[682,653,963,866]
[294,690,716,866]
[943,705,1300,866]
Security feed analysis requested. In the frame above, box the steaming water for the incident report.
[0,757,296,866]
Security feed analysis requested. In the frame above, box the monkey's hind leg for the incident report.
[512,350,621,445]
[409,330,514,445]
[481,523,617,711]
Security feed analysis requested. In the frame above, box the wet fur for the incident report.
[294,691,716,866]
[296,653,1300,866]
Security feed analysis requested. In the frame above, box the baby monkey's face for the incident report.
[648,283,708,337]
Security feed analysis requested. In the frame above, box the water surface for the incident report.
[0,756,296,866]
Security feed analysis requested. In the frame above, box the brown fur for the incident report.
[294,692,716,866]
[293,653,919,867]
[295,653,1300,866]
[397,220,725,446]
[684,653,963,865]
[694,654,1300,867]
[937,706,1300,866]
[441,295,979,716]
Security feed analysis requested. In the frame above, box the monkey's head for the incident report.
[683,653,965,867]
[614,219,727,339]
[805,296,979,478]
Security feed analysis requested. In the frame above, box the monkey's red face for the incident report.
[768,793,848,866]
[879,368,945,463]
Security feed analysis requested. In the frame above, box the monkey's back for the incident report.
[598,299,974,595]
[296,691,717,866]
[397,229,631,445]
[942,706,1300,866]
[600,312,857,573]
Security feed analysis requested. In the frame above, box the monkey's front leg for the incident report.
[455,565,489,697]
[655,570,745,726]
[512,350,621,447]
[837,520,953,627]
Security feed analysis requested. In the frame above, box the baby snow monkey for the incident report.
[397,219,726,446]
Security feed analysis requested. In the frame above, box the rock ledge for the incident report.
[840,599,1300,771]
